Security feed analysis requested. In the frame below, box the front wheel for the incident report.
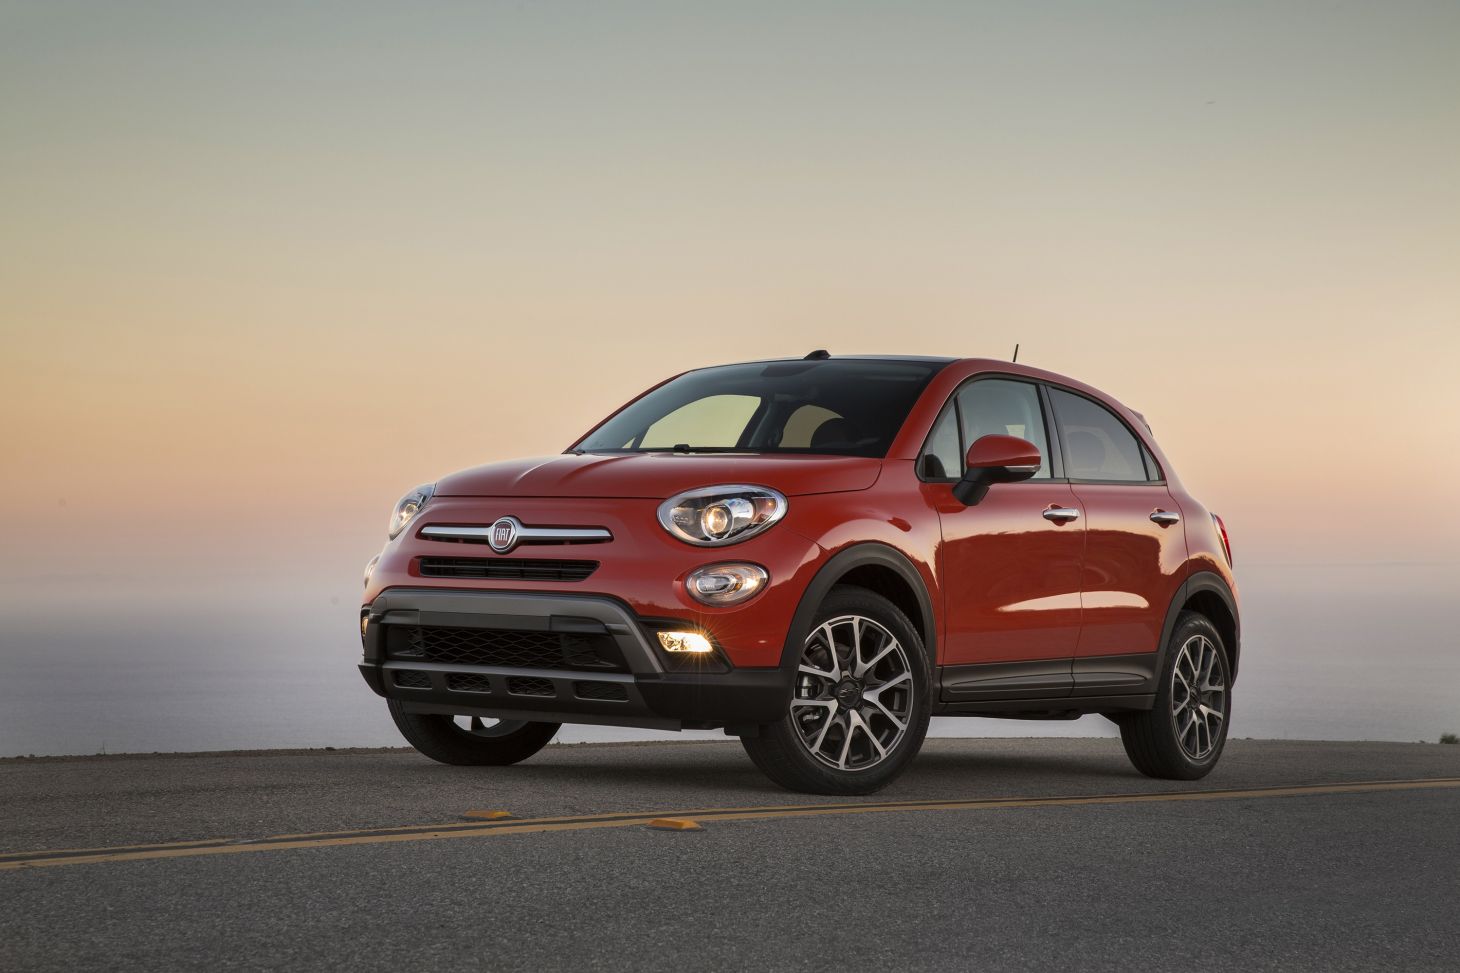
[1118,612,1231,780]
[741,586,932,795]
[389,700,560,766]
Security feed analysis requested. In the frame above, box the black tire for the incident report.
[389,700,560,766]
[741,586,932,795]
[1119,612,1231,780]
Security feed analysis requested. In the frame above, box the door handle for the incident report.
[1150,510,1181,526]
[1043,507,1081,523]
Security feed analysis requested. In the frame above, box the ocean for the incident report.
[2,563,1455,756]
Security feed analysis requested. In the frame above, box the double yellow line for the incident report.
[3,777,1455,872]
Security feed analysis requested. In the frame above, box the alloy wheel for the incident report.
[790,615,914,772]
[1170,634,1227,760]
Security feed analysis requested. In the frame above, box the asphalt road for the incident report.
[2,738,1458,972]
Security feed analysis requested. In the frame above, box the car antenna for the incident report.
[803,349,830,360]
[1011,343,1019,363]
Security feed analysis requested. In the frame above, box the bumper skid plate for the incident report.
[360,588,792,730]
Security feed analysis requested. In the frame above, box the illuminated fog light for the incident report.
[657,631,714,654]
[686,563,768,606]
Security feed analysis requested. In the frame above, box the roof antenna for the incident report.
[804,349,830,360]
[1011,343,1020,363]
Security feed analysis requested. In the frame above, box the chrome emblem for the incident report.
[489,516,521,554]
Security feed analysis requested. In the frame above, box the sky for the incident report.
[2,2,1457,610]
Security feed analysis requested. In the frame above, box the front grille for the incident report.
[574,680,628,702]
[508,677,555,697]
[393,670,432,689]
[418,557,598,582]
[386,625,626,672]
[445,673,493,694]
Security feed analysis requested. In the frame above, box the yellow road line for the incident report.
[3,777,1456,872]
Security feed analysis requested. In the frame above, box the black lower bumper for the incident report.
[359,587,794,731]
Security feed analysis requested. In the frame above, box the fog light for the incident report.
[657,631,714,654]
[360,613,370,643]
[686,563,768,606]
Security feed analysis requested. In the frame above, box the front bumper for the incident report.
[359,587,794,730]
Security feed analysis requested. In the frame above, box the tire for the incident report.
[1118,612,1231,780]
[741,586,932,795]
[389,700,560,766]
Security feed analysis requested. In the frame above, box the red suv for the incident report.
[360,354,1238,794]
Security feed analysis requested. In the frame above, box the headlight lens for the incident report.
[657,485,787,546]
[387,483,435,539]
[686,563,769,606]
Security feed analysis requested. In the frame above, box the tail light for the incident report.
[1212,513,1233,566]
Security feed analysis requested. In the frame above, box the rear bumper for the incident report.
[359,587,794,730]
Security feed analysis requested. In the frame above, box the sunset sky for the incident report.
[3,0,1458,611]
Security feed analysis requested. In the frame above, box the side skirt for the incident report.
[935,693,1154,719]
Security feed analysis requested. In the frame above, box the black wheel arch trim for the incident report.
[1158,571,1241,682]
[779,542,937,670]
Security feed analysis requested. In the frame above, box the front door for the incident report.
[920,377,1085,700]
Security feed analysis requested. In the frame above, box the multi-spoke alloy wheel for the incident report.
[791,615,914,772]
[1117,611,1231,780]
[1170,634,1226,760]
[740,586,931,795]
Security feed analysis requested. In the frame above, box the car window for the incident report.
[639,394,759,448]
[1048,388,1147,482]
[920,403,962,479]
[955,379,1051,479]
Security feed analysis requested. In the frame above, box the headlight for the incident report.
[657,485,787,546]
[387,483,434,539]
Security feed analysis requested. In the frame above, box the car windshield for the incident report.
[573,359,947,458]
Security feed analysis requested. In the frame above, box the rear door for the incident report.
[1045,387,1188,698]
[922,377,1086,701]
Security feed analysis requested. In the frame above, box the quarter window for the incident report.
[1048,388,1148,482]
[921,403,962,479]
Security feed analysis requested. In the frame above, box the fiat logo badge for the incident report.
[489,516,521,554]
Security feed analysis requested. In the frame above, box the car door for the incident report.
[920,377,1086,701]
[1045,386,1188,697]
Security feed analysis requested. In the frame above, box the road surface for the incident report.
[3,738,1458,971]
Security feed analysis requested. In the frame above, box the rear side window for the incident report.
[956,379,1052,479]
[1048,388,1148,482]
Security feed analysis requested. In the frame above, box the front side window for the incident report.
[1048,388,1148,482]
[954,379,1052,479]
[575,359,946,458]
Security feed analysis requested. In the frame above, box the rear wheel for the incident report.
[1118,612,1231,780]
[742,586,931,795]
[389,701,560,766]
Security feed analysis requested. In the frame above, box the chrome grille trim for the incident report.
[419,524,613,544]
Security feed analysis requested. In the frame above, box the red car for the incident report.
[360,353,1238,794]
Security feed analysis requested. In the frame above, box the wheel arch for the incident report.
[1159,571,1241,681]
[780,543,936,669]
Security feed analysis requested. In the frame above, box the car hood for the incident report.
[433,453,883,499]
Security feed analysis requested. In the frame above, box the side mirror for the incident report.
[952,435,1042,506]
